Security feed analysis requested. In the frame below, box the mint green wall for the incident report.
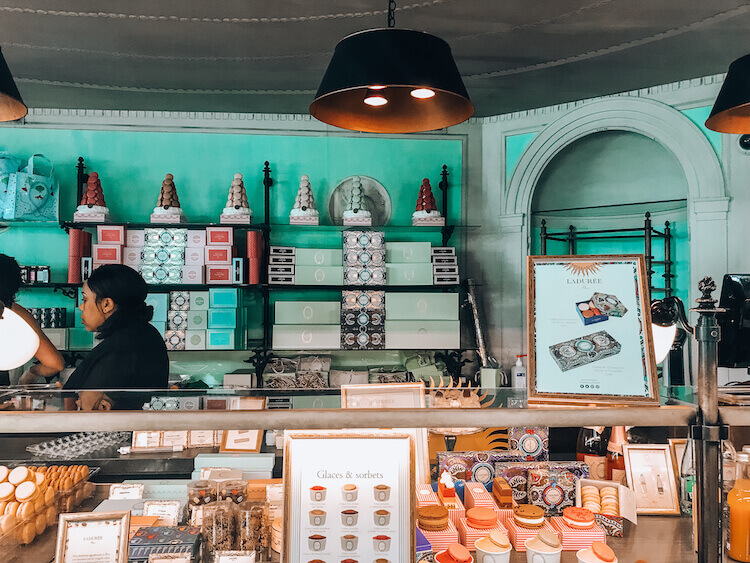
[681,106,721,157]
[505,132,536,184]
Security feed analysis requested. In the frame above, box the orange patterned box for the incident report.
[550,516,606,551]
[457,518,507,550]
[417,519,459,552]
[506,518,559,552]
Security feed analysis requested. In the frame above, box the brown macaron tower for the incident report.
[73,172,111,222]
[220,173,252,224]
[289,174,319,225]
[150,173,186,223]
[412,178,445,226]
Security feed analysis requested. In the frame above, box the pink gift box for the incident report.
[495,508,515,527]
[417,519,459,553]
[457,517,507,550]
[506,518,559,552]
[464,482,498,510]
[445,494,466,527]
[92,244,122,264]
[206,226,233,246]
[206,265,232,284]
[416,485,440,507]
[205,246,233,265]
[550,516,606,551]
[97,225,126,246]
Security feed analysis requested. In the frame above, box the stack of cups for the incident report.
[247,231,263,284]
[68,228,91,283]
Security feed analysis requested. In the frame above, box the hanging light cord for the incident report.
[388,0,396,27]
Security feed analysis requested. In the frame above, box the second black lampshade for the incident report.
[0,47,27,122]
[706,54,750,134]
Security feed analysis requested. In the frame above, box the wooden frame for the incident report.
[527,254,659,406]
[283,430,415,563]
[219,396,267,453]
[55,510,131,563]
[341,382,430,484]
[623,444,681,515]
[668,438,688,485]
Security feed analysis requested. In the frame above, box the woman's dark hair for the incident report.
[86,264,153,325]
[0,254,21,307]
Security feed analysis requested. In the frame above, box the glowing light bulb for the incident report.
[369,85,386,90]
[364,89,388,106]
[411,88,435,99]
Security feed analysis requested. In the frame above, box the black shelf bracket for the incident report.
[437,164,455,246]
[76,157,89,209]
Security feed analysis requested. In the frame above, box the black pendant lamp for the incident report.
[0,48,26,122]
[706,54,750,134]
[309,1,473,133]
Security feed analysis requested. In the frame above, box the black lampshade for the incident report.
[310,28,473,133]
[0,48,26,122]
[706,54,750,134]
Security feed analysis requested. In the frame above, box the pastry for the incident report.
[0,466,9,483]
[513,504,545,528]
[492,476,513,508]
[8,467,30,486]
[577,541,618,562]
[4,501,19,517]
[435,543,472,563]
[417,505,450,531]
[0,482,14,503]
[466,506,498,529]
[17,501,34,521]
[474,529,511,553]
[0,514,16,534]
[563,506,596,529]
[526,529,561,553]
[34,514,46,535]
[15,481,38,503]
[15,521,35,544]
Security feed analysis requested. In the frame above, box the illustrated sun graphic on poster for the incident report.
[563,262,601,276]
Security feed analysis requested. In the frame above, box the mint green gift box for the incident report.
[189,291,210,311]
[294,266,343,285]
[384,293,458,320]
[384,320,460,349]
[208,308,237,329]
[296,248,343,266]
[209,288,238,308]
[206,329,235,350]
[188,310,208,329]
[385,242,431,263]
[385,263,433,285]
[274,301,341,324]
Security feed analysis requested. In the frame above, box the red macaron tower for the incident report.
[73,172,110,222]
[412,178,446,226]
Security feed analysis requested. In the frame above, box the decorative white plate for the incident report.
[328,175,392,226]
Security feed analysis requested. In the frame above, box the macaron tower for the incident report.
[220,173,252,224]
[73,172,111,222]
[150,173,186,223]
[342,176,372,226]
[412,177,445,226]
[289,174,319,225]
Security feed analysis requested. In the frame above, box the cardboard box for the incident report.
[206,328,235,350]
[181,265,204,284]
[188,310,208,329]
[169,291,190,311]
[208,308,237,329]
[209,288,239,308]
[190,291,209,310]
[294,265,343,285]
[186,230,206,248]
[141,245,185,265]
[296,248,343,266]
[272,324,341,349]
[205,246,233,265]
[167,310,189,330]
[206,226,233,246]
[206,265,232,284]
[232,257,246,284]
[122,247,142,268]
[435,274,461,285]
[164,330,186,350]
[42,328,68,350]
[92,244,122,264]
[269,265,294,275]
[550,517,606,550]
[269,274,295,284]
[274,301,340,325]
[144,228,188,247]
[384,292,458,320]
[386,263,434,285]
[575,478,637,537]
[385,241,431,263]
[126,229,145,247]
[432,255,458,265]
[146,293,169,322]
[384,320,460,349]
[270,245,295,256]
[185,330,206,350]
[141,264,183,284]
[97,225,126,245]
[269,255,296,266]
[431,246,456,256]
[433,265,459,275]
[184,247,205,266]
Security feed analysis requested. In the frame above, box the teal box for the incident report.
[193,453,275,472]
[122,479,191,500]
[385,292,458,320]
[294,266,343,285]
[190,291,210,311]
[206,328,235,349]
[385,242,432,263]
[68,328,94,350]
[208,308,237,329]
[385,320,460,349]
[275,301,341,324]
[188,310,208,329]
[385,263,434,285]
[296,248,343,266]
[150,321,166,334]
[145,293,169,322]
[209,288,238,308]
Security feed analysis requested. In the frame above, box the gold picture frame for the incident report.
[283,430,415,563]
[55,510,131,563]
[668,438,688,484]
[219,396,267,453]
[341,382,429,484]
[623,444,681,515]
[527,254,660,407]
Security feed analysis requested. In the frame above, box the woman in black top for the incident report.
[64,265,168,403]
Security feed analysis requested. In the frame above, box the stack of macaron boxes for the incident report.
[147,288,243,351]
[415,471,634,561]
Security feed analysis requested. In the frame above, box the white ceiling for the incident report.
[2,0,748,117]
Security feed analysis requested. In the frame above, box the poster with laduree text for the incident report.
[284,431,415,563]
[528,255,658,406]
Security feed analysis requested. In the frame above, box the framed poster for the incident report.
[219,397,267,453]
[55,511,130,563]
[527,254,659,406]
[668,438,688,484]
[341,382,430,484]
[623,444,680,515]
[283,430,415,563]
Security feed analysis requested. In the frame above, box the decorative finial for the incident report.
[696,276,717,309]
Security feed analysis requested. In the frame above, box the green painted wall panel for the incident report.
[505,132,536,184]
[681,106,721,158]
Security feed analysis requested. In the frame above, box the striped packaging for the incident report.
[416,485,440,507]
[444,494,466,527]
[495,508,515,527]
[550,517,606,551]
[506,518,559,552]
[457,518,508,550]
[68,228,91,283]
[464,482,499,511]
[418,519,459,552]
[246,230,263,284]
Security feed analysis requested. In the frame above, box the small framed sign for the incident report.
[214,551,257,562]
[143,500,181,526]
[527,254,659,406]
[55,511,130,563]
[623,444,680,515]
[219,397,267,453]
[668,438,688,485]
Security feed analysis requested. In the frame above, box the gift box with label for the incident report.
[188,310,208,329]
[508,427,549,461]
[549,516,606,550]
[385,292,458,320]
[181,266,204,284]
[186,230,206,248]
[93,244,122,264]
[164,330,186,350]
[97,225,126,245]
[144,228,188,247]
[142,264,183,284]
[296,248,342,266]
[506,518,559,552]
[189,291,209,310]
[385,241,432,263]
[169,291,190,311]
[208,308,237,329]
[417,519,459,553]
[416,484,440,507]
[528,466,578,516]
[146,294,169,322]
[343,230,386,285]
[386,263,434,285]
[123,248,142,269]
[344,264,386,285]
[438,451,523,485]
[185,330,206,350]
[206,329,235,350]
[457,517,507,551]
[463,481,501,512]
[127,229,145,247]
[206,226,233,246]
[294,265,343,285]
[167,310,189,330]
[184,247,205,266]
[206,265,232,284]
[385,320,459,349]
[575,478,637,537]
[129,526,201,562]
[205,246,233,265]
[341,290,385,350]
[272,324,340,349]
[274,301,340,324]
